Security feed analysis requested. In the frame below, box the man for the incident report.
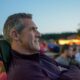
[3,13,61,80]
[55,44,77,66]
[2,13,80,80]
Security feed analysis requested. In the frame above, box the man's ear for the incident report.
[9,28,20,41]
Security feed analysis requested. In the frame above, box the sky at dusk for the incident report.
[0,0,80,34]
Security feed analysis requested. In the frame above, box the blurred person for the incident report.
[0,61,5,73]
[75,45,80,64]
[39,39,48,54]
[47,44,60,58]
[55,44,77,66]
[0,61,7,80]
[48,40,59,52]
[0,53,6,74]
[0,72,7,80]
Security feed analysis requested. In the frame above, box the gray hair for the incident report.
[3,13,32,43]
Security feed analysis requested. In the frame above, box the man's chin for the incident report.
[34,46,40,51]
[35,47,40,51]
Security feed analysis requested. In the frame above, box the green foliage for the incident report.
[41,32,77,40]
[0,35,3,39]
[77,28,80,36]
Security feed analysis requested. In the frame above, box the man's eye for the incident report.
[32,28,37,31]
[30,27,37,32]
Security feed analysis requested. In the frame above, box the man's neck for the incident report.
[11,44,38,55]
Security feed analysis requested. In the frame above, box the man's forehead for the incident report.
[22,18,37,28]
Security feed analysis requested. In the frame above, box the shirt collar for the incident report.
[11,49,40,62]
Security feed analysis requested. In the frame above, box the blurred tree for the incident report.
[77,23,80,36]
[0,35,3,39]
[41,32,76,41]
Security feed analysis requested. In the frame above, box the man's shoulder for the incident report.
[55,56,64,62]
